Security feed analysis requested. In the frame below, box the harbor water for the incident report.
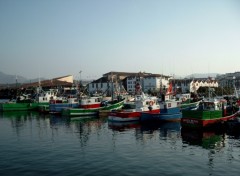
[0,111,240,176]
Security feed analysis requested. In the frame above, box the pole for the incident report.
[233,76,238,98]
[15,74,18,89]
[111,73,114,101]
[79,71,82,95]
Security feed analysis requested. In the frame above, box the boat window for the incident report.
[198,102,204,110]
[204,102,214,110]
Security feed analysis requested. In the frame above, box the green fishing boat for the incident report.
[61,99,124,117]
[0,102,49,111]
[181,99,240,129]
[0,89,60,112]
[180,100,201,110]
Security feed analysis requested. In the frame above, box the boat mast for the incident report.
[15,74,18,89]
[79,71,82,97]
[233,76,239,98]
[37,76,42,94]
[208,77,211,100]
[135,73,142,95]
[160,74,162,95]
[111,72,114,101]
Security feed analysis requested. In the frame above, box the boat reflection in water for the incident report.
[181,127,226,173]
[0,111,39,119]
[225,117,240,138]
[0,111,41,129]
[181,127,225,149]
[139,121,181,143]
[108,121,141,132]
[108,120,181,134]
[48,114,71,128]
[108,119,182,147]
[140,121,181,133]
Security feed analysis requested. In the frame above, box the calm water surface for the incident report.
[0,111,240,176]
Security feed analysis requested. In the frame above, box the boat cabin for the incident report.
[79,96,102,109]
[197,101,223,111]
[35,89,59,103]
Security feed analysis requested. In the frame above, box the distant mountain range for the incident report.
[0,71,45,84]
[0,71,222,85]
[184,73,221,79]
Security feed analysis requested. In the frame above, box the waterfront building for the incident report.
[172,78,218,94]
[216,71,240,97]
[171,79,192,93]
[0,75,75,99]
[142,74,170,94]
[88,71,136,96]
[88,72,171,96]
[216,72,240,89]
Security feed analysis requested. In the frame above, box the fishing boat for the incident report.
[180,100,201,111]
[181,98,240,129]
[140,100,182,122]
[63,78,128,117]
[61,98,125,117]
[175,92,202,110]
[140,83,182,122]
[108,96,160,122]
[49,96,79,114]
[108,79,160,122]
[0,101,42,111]
[0,89,60,111]
[79,95,102,109]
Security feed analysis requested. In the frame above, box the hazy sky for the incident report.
[1,0,240,80]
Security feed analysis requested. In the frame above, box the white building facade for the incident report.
[190,79,218,93]
[143,75,170,93]
[126,74,170,94]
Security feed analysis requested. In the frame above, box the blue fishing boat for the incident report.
[140,99,182,122]
[140,83,182,122]
[49,96,79,114]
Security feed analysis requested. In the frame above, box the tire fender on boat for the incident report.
[149,101,153,106]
